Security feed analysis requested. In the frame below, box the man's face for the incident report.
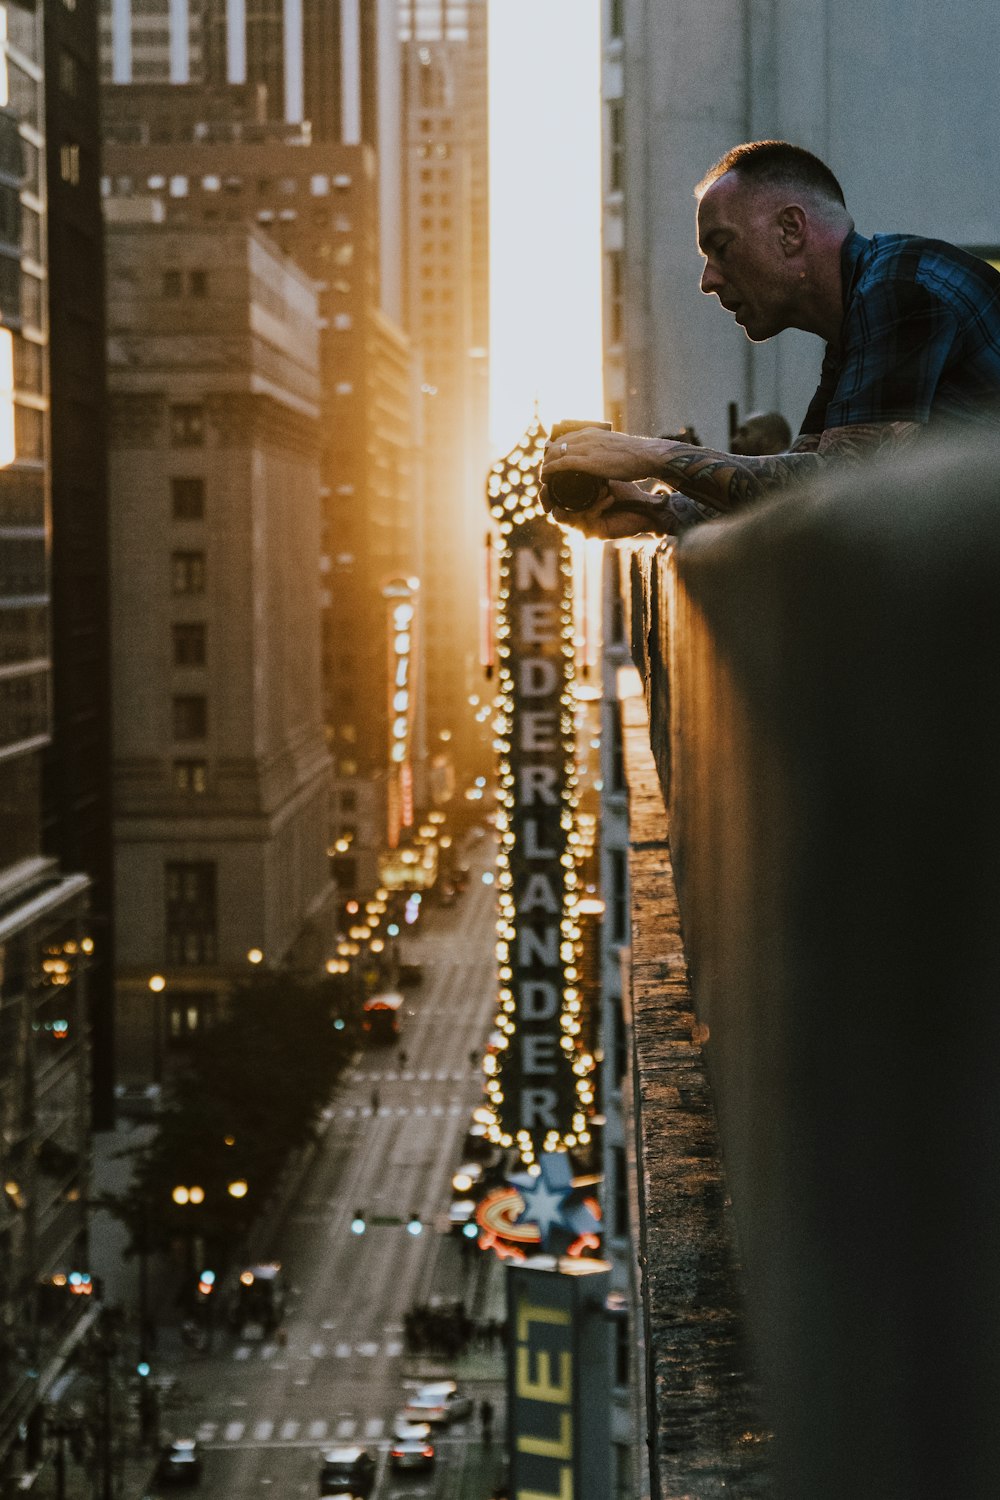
[696,172,798,342]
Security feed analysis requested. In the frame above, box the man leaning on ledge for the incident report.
[540,139,1000,538]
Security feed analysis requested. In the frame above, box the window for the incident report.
[310,174,330,196]
[608,248,623,343]
[608,100,624,193]
[171,551,205,595]
[163,269,182,298]
[340,790,357,814]
[59,50,78,95]
[189,269,208,297]
[609,847,628,944]
[172,695,207,740]
[609,0,624,38]
[171,477,205,520]
[170,403,205,446]
[173,759,207,794]
[169,175,188,197]
[59,143,80,185]
[172,623,206,666]
[609,706,625,793]
[168,999,208,1044]
[165,861,217,965]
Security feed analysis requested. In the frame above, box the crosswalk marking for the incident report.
[356,1341,378,1357]
[335,1342,351,1358]
[310,1342,326,1358]
[233,1346,250,1361]
[414,1105,427,1115]
[260,1343,277,1360]
[199,1417,472,1451]
[386,1339,403,1357]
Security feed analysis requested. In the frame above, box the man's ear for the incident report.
[777,204,807,256]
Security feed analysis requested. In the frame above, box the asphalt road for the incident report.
[150,840,507,1499]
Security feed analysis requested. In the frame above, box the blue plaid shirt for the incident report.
[800,231,1000,436]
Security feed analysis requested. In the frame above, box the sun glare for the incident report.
[488,0,604,456]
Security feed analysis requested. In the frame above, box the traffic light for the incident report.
[196,1269,216,1300]
[136,1361,151,1378]
[406,1213,423,1237]
[350,1209,366,1235]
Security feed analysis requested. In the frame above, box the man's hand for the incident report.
[542,428,671,484]
[540,479,678,540]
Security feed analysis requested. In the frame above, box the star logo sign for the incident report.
[509,1152,602,1253]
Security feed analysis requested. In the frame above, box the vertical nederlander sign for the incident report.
[485,418,593,1166]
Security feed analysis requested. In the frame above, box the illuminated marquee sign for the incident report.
[383,577,418,847]
[507,1256,612,1500]
[484,418,594,1166]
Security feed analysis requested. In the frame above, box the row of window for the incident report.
[102,172,351,199]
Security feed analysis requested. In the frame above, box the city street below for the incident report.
[133,833,506,1499]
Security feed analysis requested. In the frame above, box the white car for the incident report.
[401,1381,473,1426]
[391,1413,432,1442]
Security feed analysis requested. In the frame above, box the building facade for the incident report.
[101,93,418,894]
[400,0,489,788]
[0,1,95,1483]
[42,0,115,1132]
[105,219,335,1077]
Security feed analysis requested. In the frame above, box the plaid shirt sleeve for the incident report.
[824,276,961,428]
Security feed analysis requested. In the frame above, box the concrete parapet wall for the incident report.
[625,434,1000,1498]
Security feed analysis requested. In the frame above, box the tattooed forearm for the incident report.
[647,443,821,511]
[646,420,921,513]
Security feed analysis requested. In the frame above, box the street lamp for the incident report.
[171,1185,204,1206]
[247,948,264,966]
[227,1179,248,1199]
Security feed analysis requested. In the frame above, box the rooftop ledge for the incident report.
[617,432,1000,1500]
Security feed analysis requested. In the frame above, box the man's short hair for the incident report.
[696,140,846,208]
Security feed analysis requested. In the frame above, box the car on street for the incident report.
[401,1380,473,1426]
[318,1445,376,1497]
[153,1437,202,1486]
[392,1413,432,1442]
[389,1435,436,1471]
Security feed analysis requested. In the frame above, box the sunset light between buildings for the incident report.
[487,0,604,456]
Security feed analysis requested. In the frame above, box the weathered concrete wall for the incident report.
[628,433,1000,1498]
[621,679,772,1498]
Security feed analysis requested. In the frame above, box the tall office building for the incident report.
[99,0,406,319]
[399,0,489,788]
[43,0,115,1132]
[0,2,95,1484]
[105,217,337,1073]
[102,89,417,893]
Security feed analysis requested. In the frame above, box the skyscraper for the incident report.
[0,2,95,1481]
[399,0,489,787]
